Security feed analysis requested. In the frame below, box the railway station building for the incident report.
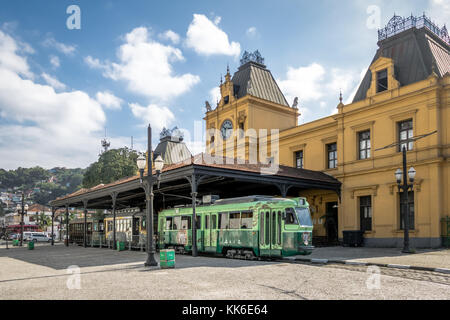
[204,14,449,248]
[52,14,449,249]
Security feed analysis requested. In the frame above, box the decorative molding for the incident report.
[388,178,423,195]
[289,143,307,152]
[350,120,375,131]
[321,135,338,144]
[389,109,418,121]
[350,185,379,199]
[238,110,247,124]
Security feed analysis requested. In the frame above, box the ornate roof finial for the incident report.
[227,63,230,74]
[220,74,222,85]
[339,90,343,104]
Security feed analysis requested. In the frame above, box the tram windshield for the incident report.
[295,207,313,227]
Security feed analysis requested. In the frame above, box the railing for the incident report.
[83,233,149,251]
[378,14,449,45]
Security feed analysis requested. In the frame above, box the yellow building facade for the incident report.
[203,16,450,248]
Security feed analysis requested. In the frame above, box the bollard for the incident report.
[91,237,94,248]
[100,236,102,248]
[140,242,143,252]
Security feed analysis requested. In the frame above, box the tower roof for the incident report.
[154,127,192,165]
[231,51,289,107]
[353,14,450,103]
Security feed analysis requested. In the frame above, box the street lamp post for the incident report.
[137,125,164,267]
[395,146,416,254]
[16,192,28,246]
[2,222,8,249]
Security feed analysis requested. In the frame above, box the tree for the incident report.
[36,212,51,231]
[82,147,139,188]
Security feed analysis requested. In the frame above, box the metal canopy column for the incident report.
[65,204,69,247]
[186,173,207,257]
[51,207,55,246]
[111,192,117,250]
[276,184,293,198]
[83,199,88,248]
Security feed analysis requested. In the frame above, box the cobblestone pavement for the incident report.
[0,244,449,300]
[293,247,450,270]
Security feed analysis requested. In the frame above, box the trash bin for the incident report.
[342,231,364,247]
[160,249,175,269]
[28,241,34,250]
[117,241,125,251]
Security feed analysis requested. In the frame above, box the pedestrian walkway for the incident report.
[288,247,450,273]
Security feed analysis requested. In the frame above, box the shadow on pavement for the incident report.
[0,243,277,271]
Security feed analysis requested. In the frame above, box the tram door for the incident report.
[204,214,211,248]
[260,210,282,257]
[204,213,218,252]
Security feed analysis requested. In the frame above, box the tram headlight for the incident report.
[302,232,311,246]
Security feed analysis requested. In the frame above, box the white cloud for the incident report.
[86,27,200,101]
[278,63,327,103]
[246,27,258,38]
[84,55,104,69]
[158,30,180,45]
[96,91,123,110]
[0,30,33,78]
[129,102,175,132]
[427,0,450,26]
[186,14,241,57]
[278,62,360,120]
[42,37,76,55]
[49,55,60,68]
[209,87,221,105]
[41,72,66,90]
[0,30,107,169]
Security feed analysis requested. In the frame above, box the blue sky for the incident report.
[0,0,448,169]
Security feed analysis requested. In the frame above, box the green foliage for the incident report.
[0,166,50,189]
[36,212,51,230]
[0,166,85,206]
[82,147,139,188]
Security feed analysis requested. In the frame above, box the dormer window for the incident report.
[377,69,388,93]
[224,96,229,104]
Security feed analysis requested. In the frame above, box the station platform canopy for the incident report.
[50,154,341,211]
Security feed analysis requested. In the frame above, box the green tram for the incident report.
[157,196,314,259]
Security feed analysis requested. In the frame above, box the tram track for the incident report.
[279,259,450,286]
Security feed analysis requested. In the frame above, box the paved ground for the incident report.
[292,246,450,270]
[0,243,449,300]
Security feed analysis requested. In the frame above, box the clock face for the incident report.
[221,120,233,140]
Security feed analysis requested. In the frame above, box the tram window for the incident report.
[285,208,298,225]
[265,212,270,244]
[195,216,201,229]
[205,215,209,229]
[219,213,229,229]
[181,216,191,230]
[229,212,241,229]
[165,217,173,230]
[173,216,181,230]
[211,215,217,229]
[141,217,146,229]
[241,211,253,229]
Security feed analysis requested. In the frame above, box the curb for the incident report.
[283,257,450,275]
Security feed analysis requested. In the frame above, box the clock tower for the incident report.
[203,50,299,162]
